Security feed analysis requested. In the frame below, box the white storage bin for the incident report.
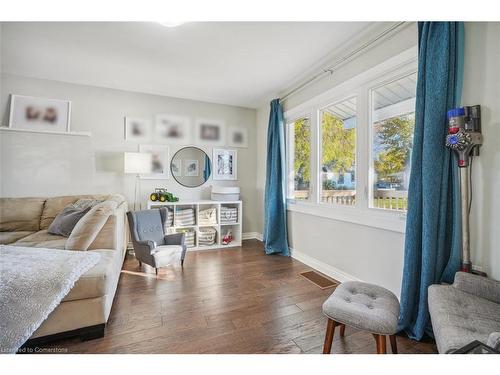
[211,186,240,201]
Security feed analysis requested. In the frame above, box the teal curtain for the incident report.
[398,22,465,340]
[263,99,289,256]
[203,154,211,181]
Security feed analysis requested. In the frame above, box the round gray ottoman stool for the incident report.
[322,281,400,354]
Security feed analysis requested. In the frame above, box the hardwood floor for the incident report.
[41,240,437,354]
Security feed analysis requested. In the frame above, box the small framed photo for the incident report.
[8,94,71,132]
[139,144,169,179]
[125,117,151,142]
[228,127,248,148]
[184,160,199,177]
[155,114,191,143]
[171,159,182,177]
[213,149,237,181]
[194,118,225,146]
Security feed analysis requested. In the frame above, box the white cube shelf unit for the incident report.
[146,200,242,251]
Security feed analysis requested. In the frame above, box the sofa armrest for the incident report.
[453,272,500,304]
[164,233,185,246]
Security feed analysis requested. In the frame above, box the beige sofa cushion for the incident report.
[12,229,67,249]
[0,197,46,231]
[66,200,119,251]
[63,249,121,301]
[40,194,109,230]
[0,231,35,244]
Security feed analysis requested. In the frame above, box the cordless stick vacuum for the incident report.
[445,105,483,273]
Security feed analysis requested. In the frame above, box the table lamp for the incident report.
[124,152,152,211]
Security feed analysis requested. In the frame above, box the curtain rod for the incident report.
[279,22,408,102]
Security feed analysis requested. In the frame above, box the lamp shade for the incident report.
[124,152,152,174]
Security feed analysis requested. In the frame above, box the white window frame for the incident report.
[286,113,313,201]
[284,47,418,233]
[368,71,418,212]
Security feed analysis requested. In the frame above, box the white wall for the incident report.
[256,22,500,295]
[0,74,259,233]
[463,22,500,280]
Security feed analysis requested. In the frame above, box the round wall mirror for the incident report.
[170,147,211,188]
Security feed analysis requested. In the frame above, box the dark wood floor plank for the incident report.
[37,240,436,354]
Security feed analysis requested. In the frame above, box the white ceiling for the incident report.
[1,22,379,108]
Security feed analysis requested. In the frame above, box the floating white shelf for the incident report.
[0,127,91,137]
[146,200,243,251]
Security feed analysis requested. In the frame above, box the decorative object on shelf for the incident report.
[194,118,225,146]
[124,117,151,142]
[175,207,196,226]
[155,114,191,143]
[139,144,170,179]
[124,152,152,210]
[171,159,182,176]
[213,149,237,180]
[171,146,211,188]
[228,127,248,148]
[211,186,240,201]
[149,188,178,202]
[198,227,217,246]
[8,94,71,133]
[199,207,217,225]
[177,228,195,248]
[222,230,233,245]
[220,206,238,224]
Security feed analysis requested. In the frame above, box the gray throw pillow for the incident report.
[72,198,104,210]
[48,206,91,237]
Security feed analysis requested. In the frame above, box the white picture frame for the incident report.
[139,144,170,179]
[155,114,191,144]
[194,118,226,146]
[213,149,237,181]
[171,159,182,177]
[125,117,151,142]
[184,160,199,177]
[228,126,248,148]
[8,94,71,133]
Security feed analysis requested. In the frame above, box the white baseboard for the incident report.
[290,247,361,283]
[242,232,263,241]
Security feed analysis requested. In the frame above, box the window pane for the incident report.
[288,117,311,200]
[320,98,356,205]
[371,73,417,211]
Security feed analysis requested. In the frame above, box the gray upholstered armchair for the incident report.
[126,208,187,273]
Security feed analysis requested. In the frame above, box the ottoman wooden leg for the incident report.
[373,334,387,354]
[323,318,337,354]
[389,335,398,354]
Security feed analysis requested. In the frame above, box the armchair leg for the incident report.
[181,259,184,267]
[155,268,158,275]
[138,260,142,267]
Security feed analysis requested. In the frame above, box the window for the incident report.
[320,98,357,205]
[370,73,417,211]
[287,116,311,200]
[284,48,417,232]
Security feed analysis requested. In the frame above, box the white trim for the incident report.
[0,127,90,137]
[242,232,263,241]
[287,200,406,233]
[290,247,361,283]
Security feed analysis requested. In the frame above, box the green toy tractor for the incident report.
[149,188,179,202]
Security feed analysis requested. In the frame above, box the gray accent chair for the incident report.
[322,281,400,354]
[428,272,500,353]
[127,208,187,274]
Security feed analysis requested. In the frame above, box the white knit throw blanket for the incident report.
[0,245,100,353]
